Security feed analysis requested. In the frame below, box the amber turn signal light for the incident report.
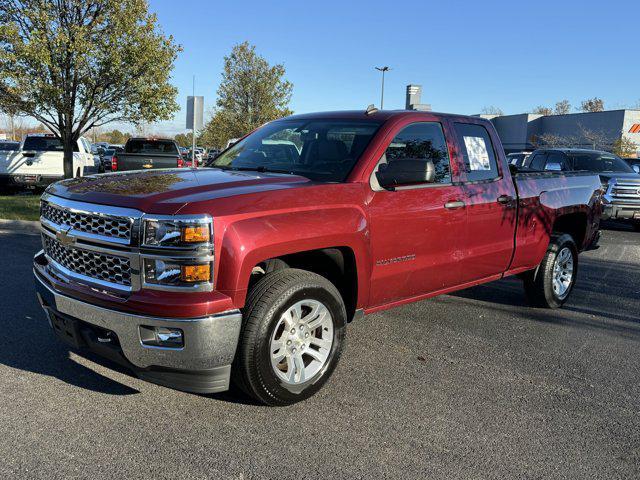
[180,264,211,283]
[181,225,210,243]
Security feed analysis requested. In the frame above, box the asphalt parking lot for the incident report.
[0,223,638,479]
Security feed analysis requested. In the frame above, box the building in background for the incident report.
[405,85,431,111]
[479,110,640,156]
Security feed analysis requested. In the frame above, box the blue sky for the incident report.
[147,0,639,135]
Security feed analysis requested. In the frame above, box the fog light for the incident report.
[140,326,184,348]
[181,264,210,282]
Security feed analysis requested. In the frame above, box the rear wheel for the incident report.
[632,220,640,232]
[523,234,578,308]
[233,268,346,406]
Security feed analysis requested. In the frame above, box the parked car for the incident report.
[623,158,640,174]
[0,140,20,151]
[99,147,123,172]
[506,151,531,167]
[34,110,602,406]
[0,133,96,189]
[206,148,221,161]
[111,137,183,171]
[525,148,640,230]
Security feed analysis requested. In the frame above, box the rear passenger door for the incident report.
[367,120,467,306]
[453,122,518,284]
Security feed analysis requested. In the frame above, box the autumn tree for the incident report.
[579,97,605,113]
[200,42,293,148]
[0,0,180,177]
[612,136,637,158]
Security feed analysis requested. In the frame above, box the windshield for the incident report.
[0,142,19,151]
[209,119,383,182]
[23,136,69,152]
[569,152,634,173]
[125,139,178,155]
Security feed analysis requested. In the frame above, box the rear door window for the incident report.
[454,123,499,182]
[125,140,179,155]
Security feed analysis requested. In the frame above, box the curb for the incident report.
[0,219,41,235]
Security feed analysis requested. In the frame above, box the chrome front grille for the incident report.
[42,234,132,287]
[609,179,640,203]
[41,201,132,241]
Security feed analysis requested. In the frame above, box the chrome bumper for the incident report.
[34,267,242,377]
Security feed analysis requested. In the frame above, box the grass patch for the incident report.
[0,194,41,221]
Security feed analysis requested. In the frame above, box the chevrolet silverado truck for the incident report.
[112,137,184,171]
[0,133,96,190]
[33,110,602,405]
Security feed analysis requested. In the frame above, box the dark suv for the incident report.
[525,148,640,230]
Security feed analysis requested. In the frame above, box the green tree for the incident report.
[579,97,605,113]
[174,132,193,148]
[0,0,180,177]
[104,129,128,145]
[200,41,293,149]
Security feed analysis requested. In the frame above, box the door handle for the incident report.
[497,195,514,205]
[444,200,465,210]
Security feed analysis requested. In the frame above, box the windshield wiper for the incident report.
[217,165,297,175]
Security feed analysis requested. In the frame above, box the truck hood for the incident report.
[46,168,313,214]
[598,172,640,182]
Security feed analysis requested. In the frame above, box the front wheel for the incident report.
[233,268,346,406]
[523,234,578,309]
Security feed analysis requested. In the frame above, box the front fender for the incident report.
[215,206,371,309]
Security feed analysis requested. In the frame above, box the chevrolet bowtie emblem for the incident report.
[56,226,75,247]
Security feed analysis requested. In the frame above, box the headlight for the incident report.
[143,216,212,248]
[143,258,212,287]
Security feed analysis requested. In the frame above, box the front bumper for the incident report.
[602,203,640,221]
[34,266,242,394]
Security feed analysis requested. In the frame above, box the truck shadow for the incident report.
[449,256,640,337]
[0,232,139,396]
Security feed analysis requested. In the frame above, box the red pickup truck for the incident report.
[33,110,602,405]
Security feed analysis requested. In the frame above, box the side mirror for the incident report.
[375,159,435,189]
[633,165,640,174]
[545,162,562,172]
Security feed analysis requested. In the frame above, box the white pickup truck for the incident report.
[0,134,97,190]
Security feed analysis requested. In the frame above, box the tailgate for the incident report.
[118,153,178,171]
[6,151,64,176]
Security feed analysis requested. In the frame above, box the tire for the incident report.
[523,234,578,308]
[632,221,640,232]
[232,268,347,406]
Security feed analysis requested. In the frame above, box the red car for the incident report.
[34,110,602,405]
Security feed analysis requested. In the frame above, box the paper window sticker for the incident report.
[463,136,491,171]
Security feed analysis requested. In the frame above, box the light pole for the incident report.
[375,66,390,109]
